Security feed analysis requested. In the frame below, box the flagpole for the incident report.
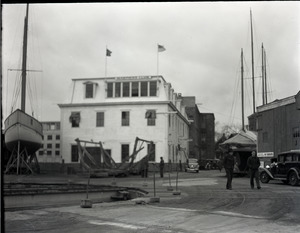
[105,46,107,77]
[157,43,159,76]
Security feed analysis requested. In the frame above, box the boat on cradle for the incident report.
[4,4,43,174]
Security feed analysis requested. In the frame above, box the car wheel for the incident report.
[260,171,270,183]
[288,171,299,186]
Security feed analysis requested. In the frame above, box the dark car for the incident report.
[260,150,300,186]
[185,158,199,173]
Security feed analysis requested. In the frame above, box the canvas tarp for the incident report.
[220,130,257,148]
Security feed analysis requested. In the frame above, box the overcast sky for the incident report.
[2,2,300,132]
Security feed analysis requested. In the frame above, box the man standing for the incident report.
[223,149,235,190]
[140,158,148,178]
[247,150,261,189]
[159,157,165,178]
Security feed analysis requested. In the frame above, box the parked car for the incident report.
[204,159,221,170]
[260,150,300,186]
[185,158,199,173]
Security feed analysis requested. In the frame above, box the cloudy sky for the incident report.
[2,2,300,132]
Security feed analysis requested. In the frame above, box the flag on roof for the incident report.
[106,48,112,56]
[158,44,166,52]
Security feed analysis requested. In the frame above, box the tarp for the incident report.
[220,130,257,173]
[220,130,257,148]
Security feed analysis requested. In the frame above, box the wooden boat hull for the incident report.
[4,109,43,155]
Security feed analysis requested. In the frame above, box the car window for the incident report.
[285,154,292,162]
[293,154,300,161]
[189,159,197,162]
[278,155,284,162]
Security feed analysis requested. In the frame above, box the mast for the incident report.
[241,48,245,131]
[250,9,255,113]
[21,4,29,112]
[264,48,268,104]
[261,43,265,105]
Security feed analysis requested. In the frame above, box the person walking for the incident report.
[140,158,148,178]
[223,149,235,190]
[159,157,165,178]
[247,150,261,189]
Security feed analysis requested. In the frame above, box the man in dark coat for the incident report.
[159,157,165,178]
[247,150,261,189]
[223,149,235,190]
[140,158,148,178]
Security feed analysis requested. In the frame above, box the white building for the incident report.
[37,121,61,163]
[58,75,190,169]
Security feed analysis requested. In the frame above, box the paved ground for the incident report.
[4,170,300,232]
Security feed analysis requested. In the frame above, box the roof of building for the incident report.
[257,91,299,113]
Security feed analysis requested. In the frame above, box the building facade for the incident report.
[58,75,190,170]
[37,121,61,163]
[255,91,300,159]
[181,97,215,161]
[36,121,62,173]
[199,113,215,160]
[182,96,201,159]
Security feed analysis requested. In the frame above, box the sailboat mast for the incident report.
[21,4,29,112]
[264,49,268,104]
[241,48,245,131]
[250,10,255,113]
[250,9,255,113]
[261,43,265,105]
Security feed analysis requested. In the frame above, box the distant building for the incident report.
[251,91,300,160]
[199,113,215,160]
[181,97,215,161]
[37,121,61,162]
[181,96,201,159]
[58,75,191,171]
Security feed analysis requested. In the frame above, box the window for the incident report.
[141,81,148,96]
[39,151,44,156]
[123,82,130,97]
[149,81,157,96]
[146,110,156,126]
[56,135,60,140]
[96,112,104,127]
[148,143,156,161]
[115,82,121,97]
[293,127,300,138]
[122,111,130,126]
[69,112,80,127]
[55,151,60,156]
[104,80,158,98]
[47,135,52,140]
[278,155,284,162]
[86,147,101,165]
[292,154,299,162]
[131,82,139,97]
[47,143,52,149]
[71,145,79,162]
[85,83,94,98]
[121,144,129,162]
[107,83,113,97]
[285,154,292,162]
[47,151,52,156]
[55,144,60,149]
